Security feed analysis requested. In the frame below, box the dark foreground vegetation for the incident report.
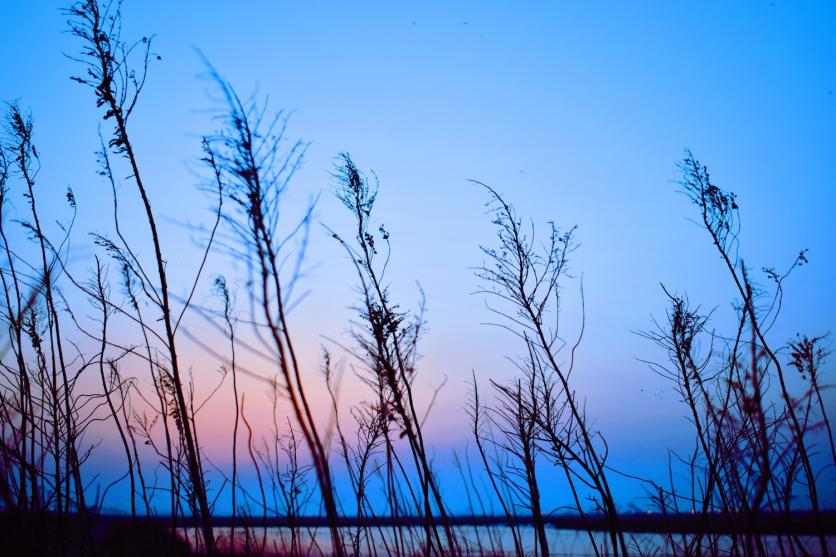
[1,511,833,557]
[1,1,833,555]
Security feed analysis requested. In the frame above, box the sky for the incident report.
[2,1,835,512]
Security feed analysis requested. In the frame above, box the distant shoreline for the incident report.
[32,511,834,536]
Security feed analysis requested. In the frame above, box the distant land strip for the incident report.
[34,511,835,535]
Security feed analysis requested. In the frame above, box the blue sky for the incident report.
[2,1,835,511]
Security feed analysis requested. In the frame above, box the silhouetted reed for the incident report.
[65,0,220,552]
[636,152,833,557]
[473,183,628,556]
[330,153,459,557]
[0,2,832,556]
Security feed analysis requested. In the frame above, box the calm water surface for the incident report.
[180,525,835,556]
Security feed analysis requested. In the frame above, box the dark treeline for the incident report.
[37,511,835,535]
[0,1,833,556]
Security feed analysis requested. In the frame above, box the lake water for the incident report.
[179,525,835,556]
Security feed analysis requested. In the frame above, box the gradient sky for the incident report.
[2,1,835,511]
